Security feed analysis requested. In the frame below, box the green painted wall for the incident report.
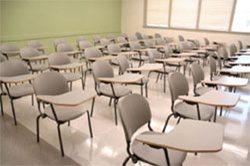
[0,0,121,52]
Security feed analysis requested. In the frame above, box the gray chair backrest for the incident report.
[0,60,29,77]
[179,41,192,52]
[238,40,243,50]
[117,54,130,74]
[27,40,43,48]
[0,53,7,62]
[121,33,128,39]
[79,41,92,50]
[204,38,210,46]
[20,47,41,58]
[57,43,74,52]
[92,61,114,83]
[178,35,185,42]
[85,47,102,59]
[168,72,189,102]
[100,38,110,46]
[118,94,152,142]
[93,35,101,43]
[107,44,121,54]
[0,43,19,53]
[135,32,143,40]
[190,63,205,87]
[218,46,229,60]
[209,56,217,79]
[49,53,71,66]
[129,42,142,50]
[142,34,149,40]
[147,49,162,63]
[229,43,237,56]
[33,71,69,96]
[76,36,86,43]
[164,44,173,58]
[129,35,138,42]
[54,38,67,47]
[117,36,127,43]
[155,38,165,45]
[154,33,162,38]
[144,39,155,48]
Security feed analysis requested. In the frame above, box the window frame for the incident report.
[143,0,250,35]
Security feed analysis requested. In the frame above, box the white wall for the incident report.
[121,0,250,47]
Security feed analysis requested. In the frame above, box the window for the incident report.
[199,0,234,31]
[232,0,250,32]
[144,0,250,33]
[171,0,199,29]
[146,0,170,27]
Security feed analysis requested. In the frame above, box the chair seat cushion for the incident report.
[31,63,49,71]
[44,105,85,122]
[132,131,187,166]
[174,102,214,120]
[99,84,131,97]
[8,83,34,98]
[63,72,82,82]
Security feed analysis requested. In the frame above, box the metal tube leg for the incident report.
[10,99,17,125]
[36,114,42,142]
[114,99,118,125]
[156,73,160,83]
[0,95,4,116]
[163,73,166,93]
[214,107,217,122]
[145,83,148,98]
[220,107,223,116]
[140,84,143,96]
[31,95,34,106]
[57,124,64,156]
[122,156,131,166]
[90,98,95,117]
[162,113,175,132]
[109,98,112,106]
[87,111,93,138]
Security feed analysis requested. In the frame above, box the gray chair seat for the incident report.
[31,63,49,71]
[174,102,214,120]
[8,83,34,98]
[195,86,211,96]
[99,84,131,97]
[44,105,84,122]
[62,72,82,82]
[132,131,187,166]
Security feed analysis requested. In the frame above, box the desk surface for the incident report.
[220,66,250,74]
[126,63,163,72]
[87,55,114,62]
[37,90,96,106]
[50,63,84,70]
[172,52,198,57]
[98,73,144,84]
[0,74,36,83]
[136,119,224,153]
[155,57,186,64]
[22,55,49,61]
[229,56,250,65]
[202,76,248,87]
[179,90,240,107]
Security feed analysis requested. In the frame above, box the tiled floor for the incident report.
[1,64,250,166]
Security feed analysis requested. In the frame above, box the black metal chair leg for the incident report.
[162,113,175,132]
[87,111,93,138]
[156,73,160,83]
[122,156,131,166]
[57,124,64,156]
[220,107,223,116]
[140,85,143,96]
[10,99,17,125]
[214,107,217,122]
[90,97,95,117]
[114,99,118,125]
[176,117,181,124]
[31,95,34,106]
[36,114,42,142]
[109,98,112,106]
[145,83,148,98]
[0,95,4,116]
[81,78,85,90]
